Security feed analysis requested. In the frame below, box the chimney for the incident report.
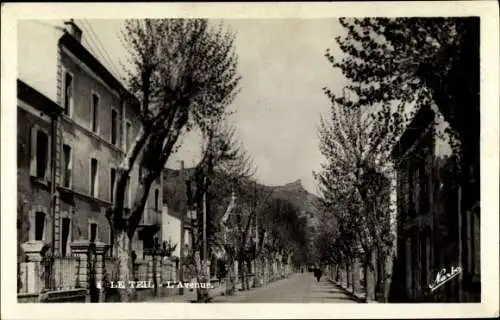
[64,19,82,43]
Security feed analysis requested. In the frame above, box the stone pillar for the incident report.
[94,242,108,302]
[20,241,49,294]
[70,240,90,289]
[155,256,161,286]
[94,242,106,285]
[170,257,177,282]
[144,254,154,283]
[137,259,148,281]
[93,242,107,302]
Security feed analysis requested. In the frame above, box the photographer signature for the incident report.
[428,265,462,292]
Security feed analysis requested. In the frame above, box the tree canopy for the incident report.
[325,17,479,159]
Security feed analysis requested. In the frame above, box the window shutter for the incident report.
[61,69,66,108]
[45,136,52,181]
[68,150,72,188]
[29,126,38,177]
[68,79,73,115]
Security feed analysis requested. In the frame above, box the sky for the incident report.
[71,19,348,195]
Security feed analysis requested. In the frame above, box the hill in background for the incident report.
[163,168,320,228]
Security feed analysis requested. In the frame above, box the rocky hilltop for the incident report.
[265,179,320,227]
[163,169,320,227]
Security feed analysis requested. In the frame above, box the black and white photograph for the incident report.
[1,2,499,319]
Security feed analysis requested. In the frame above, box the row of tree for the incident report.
[106,19,241,302]
[188,166,313,299]
[107,18,313,302]
[314,17,479,302]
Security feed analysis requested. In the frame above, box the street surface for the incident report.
[212,273,357,303]
[147,273,357,303]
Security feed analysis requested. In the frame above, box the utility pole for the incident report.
[253,181,258,284]
[178,161,185,295]
[202,176,208,278]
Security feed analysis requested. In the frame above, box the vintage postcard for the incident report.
[1,1,499,319]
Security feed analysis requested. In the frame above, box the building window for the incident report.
[61,218,71,257]
[110,168,116,203]
[111,109,118,145]
[62,144,72,188]
[30,126,51,180]
[89,222,97,243]
[125,121,131,152]
[36,131,49,179]
[63,71,73,116]
[35,211,45,241]
[90,158,98,198]
[154,189,159,211]
[91,93,99,133]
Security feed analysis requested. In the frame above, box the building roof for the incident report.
[58,32,129,98]
[391,104,435,160]
[17,79,64,116]
[162,168,193,220]
[17,20,139,110]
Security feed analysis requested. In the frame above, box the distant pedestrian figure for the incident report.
[313,268,322,282]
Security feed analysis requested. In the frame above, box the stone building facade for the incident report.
[17,79,64,259]
[17,19,163,265]
[391,104,480,302]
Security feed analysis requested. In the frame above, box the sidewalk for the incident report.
[144,281,228,303]
[327,278,380,303]
[145,275,295,303]
[144,287,198,303]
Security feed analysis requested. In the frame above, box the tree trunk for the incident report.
[263,257,269,285]
[246,260,252,289]
[225,259,236,296]
[383,250,394,303]
[114,230,135,302]
[342,262,348,287]
[240,259,247,291]
[347,262,353,291]
[193,250,210,302]
[254,259,261,288]
[365,250,376,301]
[352,258,361,294]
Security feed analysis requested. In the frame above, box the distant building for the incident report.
[391,104,480,302]
[162,167,239,279]
[161,205,192,258]
[17,19,162,261]
[162,168,194,259]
